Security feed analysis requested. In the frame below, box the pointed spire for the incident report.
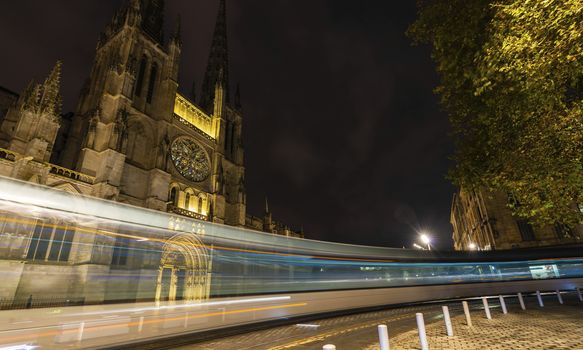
[213,68,225,118]
[39,61,63,116]
[200,0,230,112]
[265,196,270,214]
[234,83,241,109]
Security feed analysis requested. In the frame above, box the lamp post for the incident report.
[420,233,431,251]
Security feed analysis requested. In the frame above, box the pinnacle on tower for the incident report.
[39,61,63,116]
[200,0,230,112]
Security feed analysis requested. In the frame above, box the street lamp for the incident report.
[419,233,431,251]
[468,243,477,250]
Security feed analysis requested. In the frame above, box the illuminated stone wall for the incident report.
[451,188,583,250]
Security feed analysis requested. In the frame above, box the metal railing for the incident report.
[168,204,209,221]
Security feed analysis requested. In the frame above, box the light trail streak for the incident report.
[0,302,308,344]
[1,214,581,267]
[69,296,293,316]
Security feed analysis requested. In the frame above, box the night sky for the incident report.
[0,1,454,249]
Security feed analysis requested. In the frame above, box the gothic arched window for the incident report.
[146,63,158,103]
[198,197,203,213]
[169,187,178,205]
[135,56,148,97]
[185,192,191,210]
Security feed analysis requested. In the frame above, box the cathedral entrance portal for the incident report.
[155,233,210,303]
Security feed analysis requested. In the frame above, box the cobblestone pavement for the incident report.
[174,294,583,350]
[173,304,441,350]
[364,295,583,350]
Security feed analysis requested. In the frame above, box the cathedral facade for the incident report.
[0,0,300,237]
[0,0,301,305]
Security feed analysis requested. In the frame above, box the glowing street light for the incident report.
[468,243,477,250]
[419,233,431,251]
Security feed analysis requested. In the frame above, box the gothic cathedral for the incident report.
[0,0,301,237]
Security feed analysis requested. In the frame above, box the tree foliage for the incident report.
[409,0,583,226]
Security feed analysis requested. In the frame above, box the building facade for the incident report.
[0,0,300,306]
[451,188,583,251]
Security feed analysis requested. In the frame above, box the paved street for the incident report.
[373,295,583,350]
[173,293,583,350]
[172,304,441,350]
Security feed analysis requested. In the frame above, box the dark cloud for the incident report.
[0,0,455,249]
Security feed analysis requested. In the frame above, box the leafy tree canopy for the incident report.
[409,0,583,226]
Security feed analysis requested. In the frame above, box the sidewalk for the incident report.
[365,298,583,350]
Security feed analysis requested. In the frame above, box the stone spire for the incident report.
[200,0,230,112]
[39,61,62,116]
[19,61,62,117]
[263,196,273,233]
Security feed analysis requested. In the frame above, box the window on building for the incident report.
[198,197,203,213]
[555,224,573,240]
[135,56,148,97]
[185,193,191,210]
[169,187,178,205]
[111,236,129,266]
[516,219,535,241]
[146,63,158,103]
[27,221,74,262]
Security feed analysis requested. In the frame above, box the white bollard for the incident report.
[378,324,390,350]
[556,290,563,304]
[517,292,526,310]
[442,306,453,336]
[536,290,544,307]
[416,313,429,350]
[323,345,336,350]
[138,316,144,332]
[482,297,492,319]
[577,287,583,302]
[499,295,508,314]
[462,301,473,327]
[77,322,85,342]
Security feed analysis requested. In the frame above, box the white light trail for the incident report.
[68,296,292,316]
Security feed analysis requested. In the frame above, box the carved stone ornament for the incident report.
[170,137,210,182]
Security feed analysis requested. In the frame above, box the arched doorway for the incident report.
[155,233,210,302]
